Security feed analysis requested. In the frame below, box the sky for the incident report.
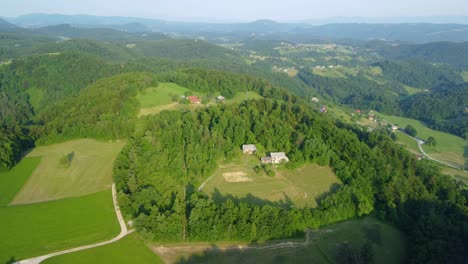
[1,0,468,22]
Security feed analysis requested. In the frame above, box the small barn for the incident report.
[242,144,257,154]
[270,152,289,163]
[217,95,225,100]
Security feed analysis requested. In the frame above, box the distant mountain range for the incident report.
[3,14,468,43]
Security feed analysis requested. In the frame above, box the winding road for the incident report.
[15,184,133,264]
[403,131,463,170]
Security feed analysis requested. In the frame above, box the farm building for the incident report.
[311,97,319,103]
[187,95,201,104]
[271,152,289,163]
[242,144,257,154]
[262,152,289,164]
[217,95,225,100]
[391,125,399,131]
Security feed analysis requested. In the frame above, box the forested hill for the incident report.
[114,98,467,263]
[400,84,468,137]
[370,41,468,69]
[373,59,463,88]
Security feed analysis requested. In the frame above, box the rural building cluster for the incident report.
[242,144,289,164]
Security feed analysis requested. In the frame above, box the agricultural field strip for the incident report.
[15,184,133,264]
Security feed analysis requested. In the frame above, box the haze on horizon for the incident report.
[2,0,468,22]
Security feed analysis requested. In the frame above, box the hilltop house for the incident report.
[242,144,257,154]
[188,95,201,104]
[261,152,289,164]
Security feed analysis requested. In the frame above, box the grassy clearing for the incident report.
[0,157,41,206]
[224,91,263,105]
[403,85,424,95]
[461,71,468,82]
[380,114,466,166]
[394,131,421,154]
[157,217,405,264]
[12,139,125,204]
[43,233,163,264]
[137,82,190,108]
[0,190,119,263]
[201,155,340,208]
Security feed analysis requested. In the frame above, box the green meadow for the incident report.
[12,139,125,204]
[0,157,40,206]
[43,234,163,264]
[380,114,466,166]
[202,155,340,208]
[0,190,119,263]
[137,82,190,109]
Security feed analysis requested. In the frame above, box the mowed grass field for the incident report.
[0,157,41,206]
[394,131,421,154]
[137,82,190,108]
[160,217,405,264]
[201,155,340,208]
[12,139,125,204]
[137,82,199,116]
[137,82,263,117]
[43,233,163,264]
[381,114,466,166]
[0,190,120,263]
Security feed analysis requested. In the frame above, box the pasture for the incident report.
[380,114,466,166]
[0,190,119,263]
[43,233,163,264]
[156,217,405,264]
[201,155,340,208]
[137,82,190,109]
[137,82,206,116]
[0,157,40,206]
[12,139,125,204]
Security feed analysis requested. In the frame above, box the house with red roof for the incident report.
[187,95,201,104]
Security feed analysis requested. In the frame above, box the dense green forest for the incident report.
[114,99,467,263]
[373,59,463,88]
[400,84,468,137]
[369,41,468,69]
[297,69,403,114]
